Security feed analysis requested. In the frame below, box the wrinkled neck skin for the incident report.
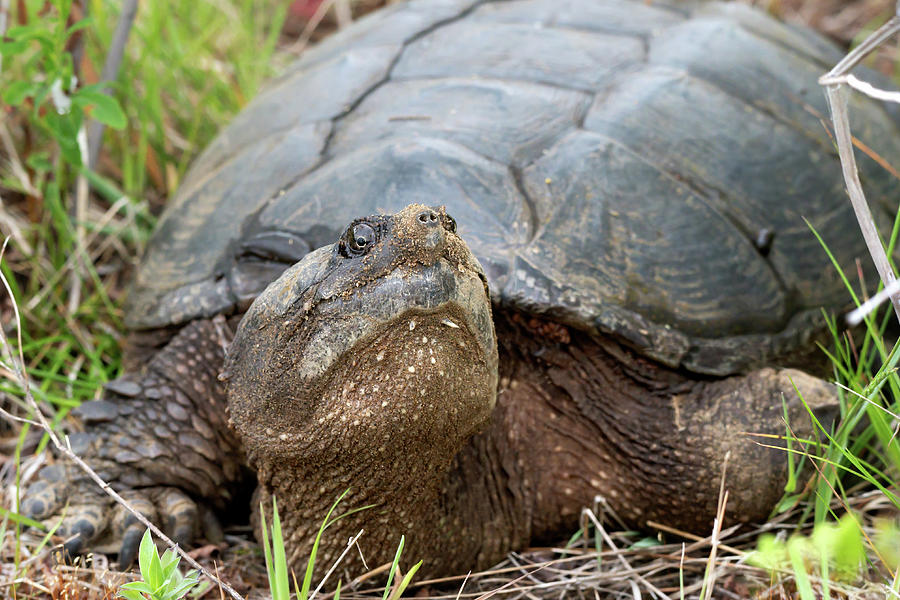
[249,306,509,577]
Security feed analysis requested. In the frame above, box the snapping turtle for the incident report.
[23,0,900,578]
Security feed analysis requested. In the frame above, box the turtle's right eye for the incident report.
[340,221,378,257]
[442,214,457,234]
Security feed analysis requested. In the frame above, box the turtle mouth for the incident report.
[349,257,479,312]
[316,255,493,348]
[259,254,495,391]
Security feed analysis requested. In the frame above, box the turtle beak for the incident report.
[391,204,452,265]
[413,206,446,251]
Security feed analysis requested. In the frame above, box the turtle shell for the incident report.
[125,0,900,376]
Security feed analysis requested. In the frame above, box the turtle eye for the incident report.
[442,214,457,234]
[342,222,378,256]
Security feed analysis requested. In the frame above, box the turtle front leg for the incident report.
[22,319,245,563]
[496,320,839,538]
[636,366,837,532]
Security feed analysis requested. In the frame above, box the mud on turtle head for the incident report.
[225,204,498,468]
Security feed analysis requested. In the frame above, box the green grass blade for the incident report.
[389,559,422,600]
[382,535,405,600]
[301,490,346,600]
[259,500,279,600]
[271,498,289,600]
[788,538,815,600]
[0,506,46,531]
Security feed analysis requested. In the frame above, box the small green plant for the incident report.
[1,0,126,169]
[117,529,200,600]
[260,491,422,600]
[749,513,900,600]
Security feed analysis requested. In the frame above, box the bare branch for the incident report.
[847,278,900,326]
[819,16,900,83]
[823,84,900,324]
[819,73,900,104]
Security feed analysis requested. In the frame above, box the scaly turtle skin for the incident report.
[22,0,897,577]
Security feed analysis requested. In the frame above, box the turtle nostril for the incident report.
[417,210,440,226]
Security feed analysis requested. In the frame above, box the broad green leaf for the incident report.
[119,580,154,594]
[138,529,155,586]
[160,547,180,580]
[149,537,164,590]
[168,576,200,598]
[66,17,95,36]
[0,39,29,55]
[73,89,126,129]
[2,81,37,106]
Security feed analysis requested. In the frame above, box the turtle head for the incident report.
[225,204,498,473]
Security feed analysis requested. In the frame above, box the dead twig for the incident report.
[646,520,746,558]
[819,11,900,326]
[699,451,730,600]
[819,15,900,86]
[826,84,900,323]
[583,508,672,600]
[309,529,364,600]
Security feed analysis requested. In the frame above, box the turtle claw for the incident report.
[60,516,99,557]
[115,490,159,566]
[23,463,206,566]
[117,489,200,566]
[22,481,62,520]
[156,487,198,547]
[118,526,145,567]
